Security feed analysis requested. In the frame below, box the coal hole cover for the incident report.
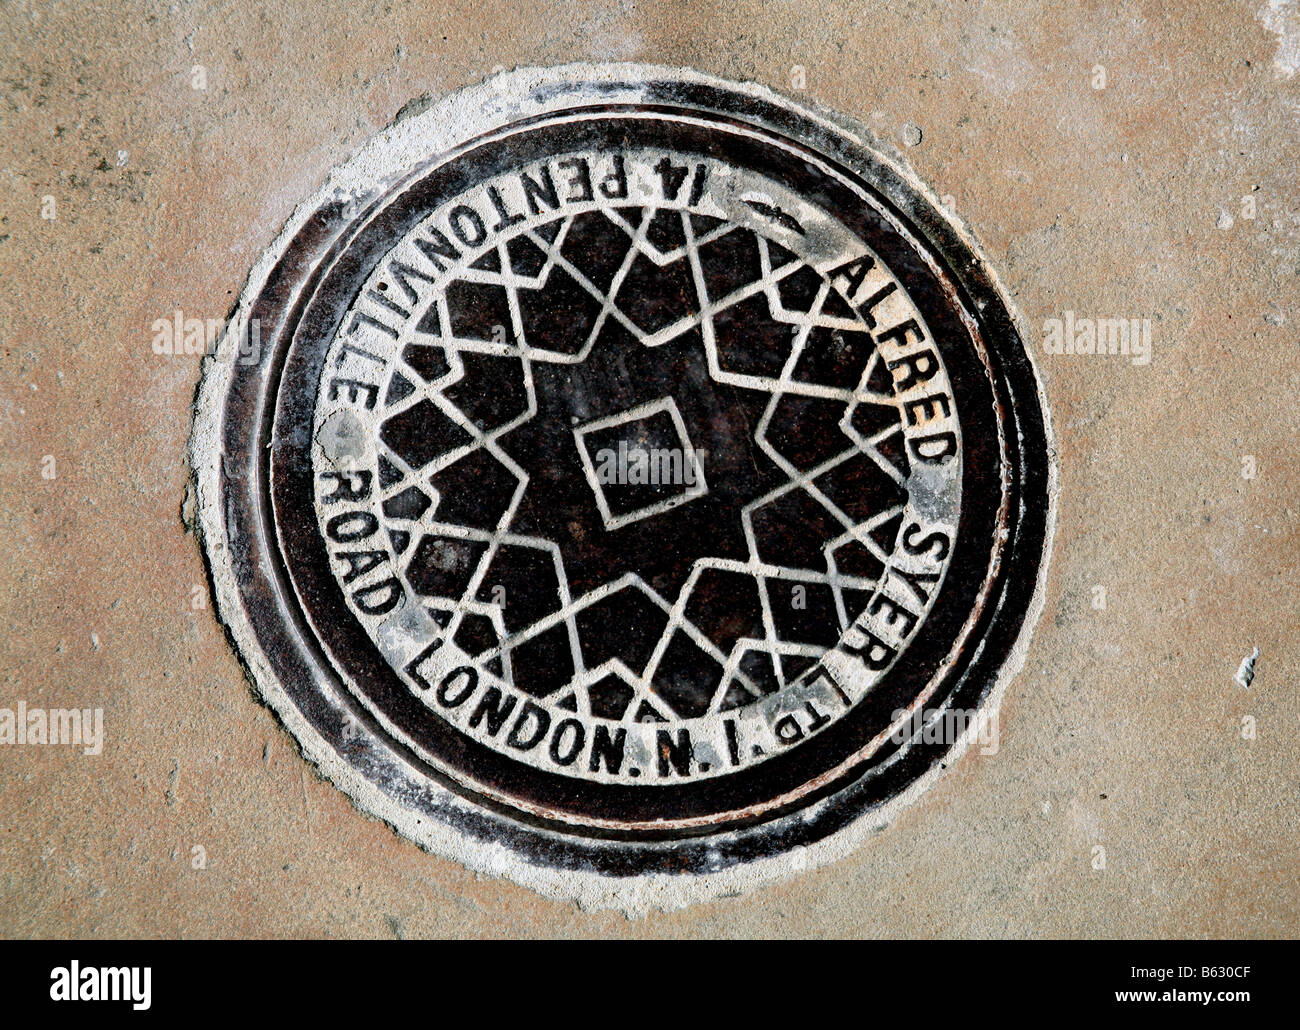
[191,65,1055,909]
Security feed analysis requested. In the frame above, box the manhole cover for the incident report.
[192,65,1054,908]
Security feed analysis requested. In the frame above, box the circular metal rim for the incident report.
[273,110,1004,834]
[190,64,1056,907]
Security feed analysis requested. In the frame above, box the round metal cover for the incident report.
[191,64,1055,909]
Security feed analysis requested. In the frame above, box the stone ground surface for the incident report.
[1,0,1297,938]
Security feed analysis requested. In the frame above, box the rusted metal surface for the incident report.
[191,66,1052,901]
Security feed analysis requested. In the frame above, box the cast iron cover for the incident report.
[191,65,1054,908]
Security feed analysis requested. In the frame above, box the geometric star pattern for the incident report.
[373,204,912,722]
